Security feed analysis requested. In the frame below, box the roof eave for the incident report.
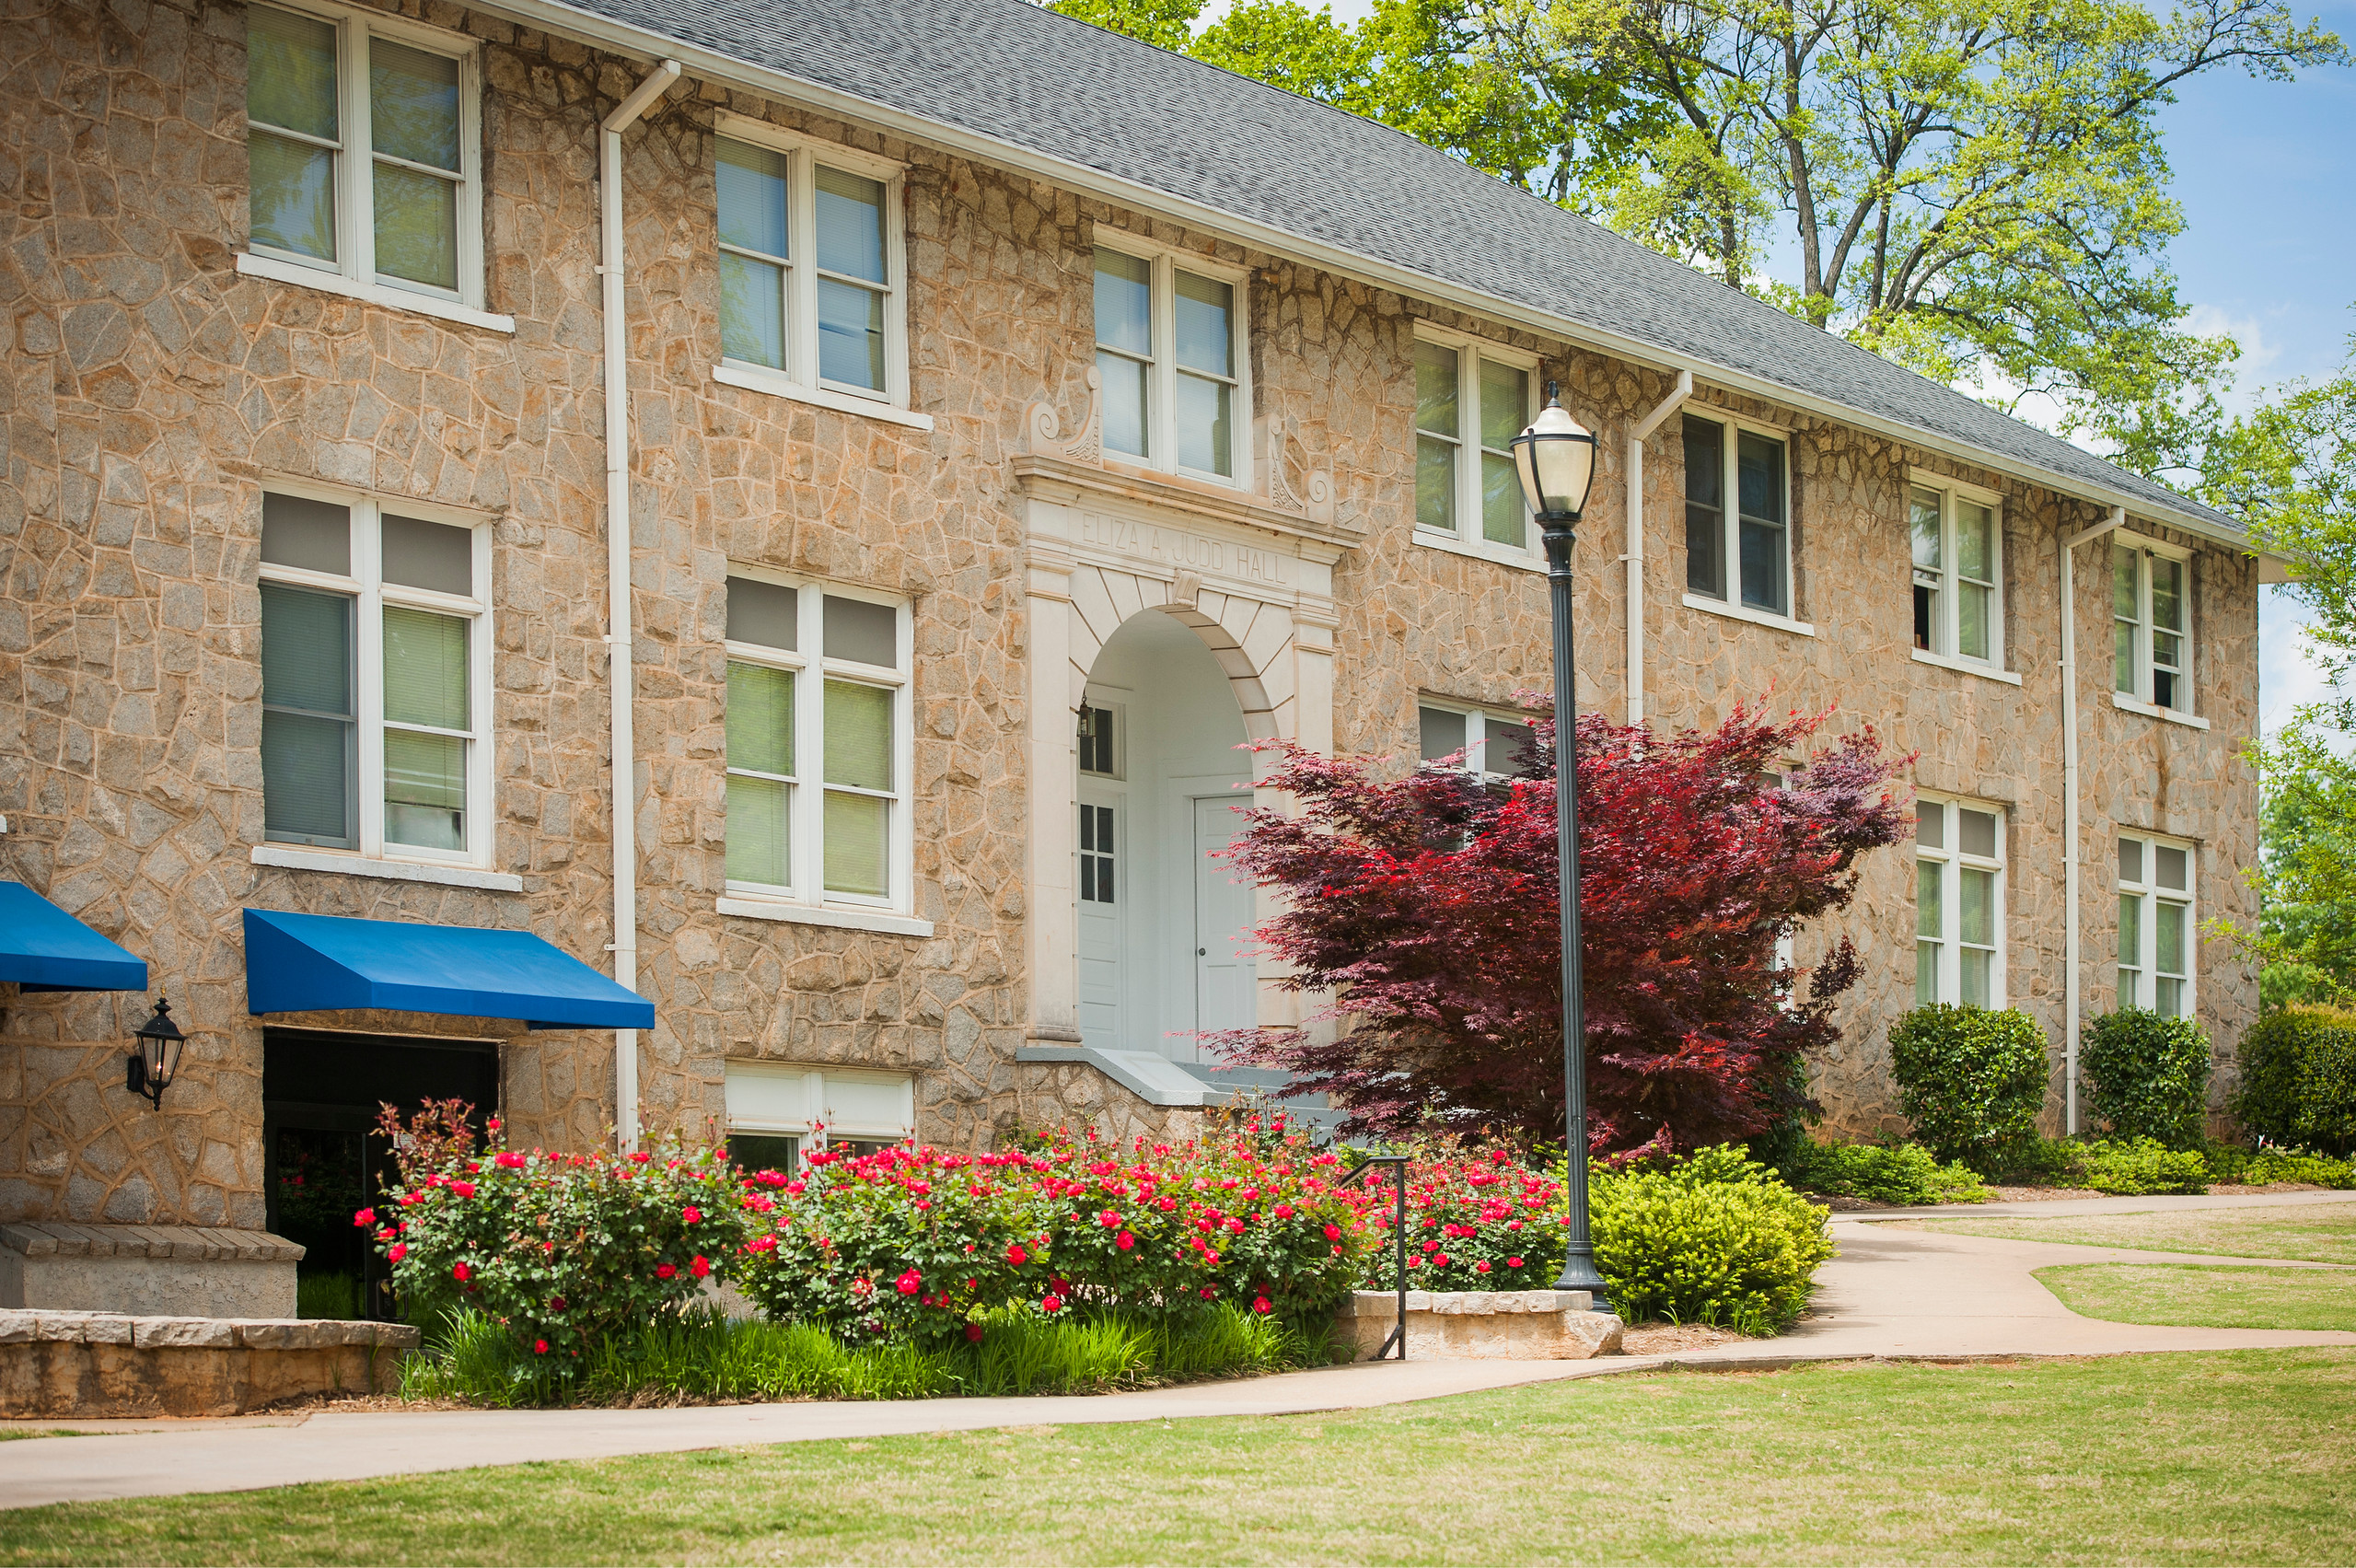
[487,0,2248,552]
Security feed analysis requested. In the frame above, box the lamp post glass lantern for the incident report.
[125,996,186,1109]
[1510,383,1610,1309]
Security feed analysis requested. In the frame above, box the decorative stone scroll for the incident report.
[1026,366,1102,462]
[1266,417,1336,527]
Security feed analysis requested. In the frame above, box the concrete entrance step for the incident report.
[1014,1047,1351,1140]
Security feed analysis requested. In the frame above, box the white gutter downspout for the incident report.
[1624,369,1693,726]
[599,58,680,1156]
[2060,505,2127,1134]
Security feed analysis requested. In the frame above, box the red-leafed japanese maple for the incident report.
[1213,701,1910,1153]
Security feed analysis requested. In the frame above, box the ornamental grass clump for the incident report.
[364,1101,749,1362]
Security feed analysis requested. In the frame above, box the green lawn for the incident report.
[1911,1202,2356,1263]
[2038,1263,2356,1331]
[6,1351,2356,1565]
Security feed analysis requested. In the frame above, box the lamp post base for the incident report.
[1554,1246,1610,1315]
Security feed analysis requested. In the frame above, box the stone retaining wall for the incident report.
[0,1310,418,1418]
[1337,1289,1624,1360]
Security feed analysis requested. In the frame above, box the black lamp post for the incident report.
[1511,382,1610,1309]
[125,997,187,1109]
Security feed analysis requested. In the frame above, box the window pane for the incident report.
[1418,706,1468,762]
[382,514,471,595]
[1960,947,1990,1007]
[2151,556,2183,633]
[249,6,339,138]
[384,727,465,851]
[725,576,798,651]
[717,140,790,259]
[373,162,458,290]
[1916,804,1944,849]
[2155,845,2188,892]
[260,581,354,717]
[725,772,790,886]
[727,1132,799,1176]
[250,133,338,261]
[1480,451,1523,546]
[1909,489,1942,570]
[1736,434,1786,614]
[1174,271,1231,377]
[1176,372,1232,477]
[726,662,795,777]
[369,41,459,171]
[1479,361,1526,451]
[1959,808,1997,859]
[2114,620,2137,695]
[262,711,353,843]
[1957,503,1993,583]
[2118,837,2142,884]
[1682,417,1723,506]
[1098,349,1149,459]
[1093,248,1152,357]
[2154,976,2183,1018]
[814,166,885,283]
[1736,434,1784,524]
[1957,581,1990,661]
[823,679,892,790]
[1416,435,1457,533]
[1917,859,1942,938]
[2156,900,2186,975]
[1961,866,1993,946]
[721,251,786,370]
[1917,941,1940,1005]
[824,595,897,667]
[824,791,888,897]
[261,493,351,575]
[383,606,469,730]
[2112,545,2138,619]
[2118,893,2141,964]
[1414,342,1458,438]
[816,277,885,389]
[1739,519,1787,613]
[1683,417,1723,598]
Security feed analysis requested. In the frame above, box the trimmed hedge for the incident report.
[2234,1006,2356,1157]
[1887,1005,2050,1173]
[1590,1146,1835,1334]
[2081,1009,2212,1149]
[1784,1140,1988,1205]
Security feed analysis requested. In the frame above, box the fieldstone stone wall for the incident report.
[0,1308,416,1416]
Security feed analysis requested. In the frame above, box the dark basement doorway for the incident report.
[261,1028,501,1322]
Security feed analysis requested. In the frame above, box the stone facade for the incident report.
[0,0,2260,1257]
[0,1308,417,1416]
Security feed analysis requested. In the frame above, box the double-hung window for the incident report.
[2118,833,2195,1016]
[1915,796,2004,1006]
[723,573,912,912]
[1910,481,2003,667]
[715,120,910,412]
[1418,703,1534,782]
[1684,414,1793,619]
[1412,329,1536,559]
[725,1062,916,1172]
[2113,541,2193,714]
[1092,239,1247,482]
[259,487,492,865]
[244,2,484,308]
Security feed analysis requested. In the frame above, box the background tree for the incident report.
[1213,702,1910,1151]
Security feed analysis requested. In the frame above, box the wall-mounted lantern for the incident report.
[125,997,186,1109]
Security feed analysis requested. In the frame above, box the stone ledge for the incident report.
[0,1223,306,1264]
[0,1313,422,1417]
[0,1311,419,1351]
[1340,1289,1596,1316]
[1338,1290,1624,1360]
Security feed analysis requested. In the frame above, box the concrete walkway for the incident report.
[4,1191,2350,1512]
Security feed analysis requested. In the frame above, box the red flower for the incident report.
[452,1261,471,1283]
[1324,1224,1342,1241]
[691,1255,712,1280]
[1005,1242,1028,1267]
[1474,1260,1492,1274]
[1200,1286,1217,1300]
[1098,1210,1121,1227]
[656,1262,678,1280]
[1273,1203,1294,1219]
[682,1205,702,1225]
[550,1296,567,1311]
[1434,1253,1451,1267]
[388,1242,408,1262]
[630,1151,652,1164]
[744,1236,778,1255]
[533,1338,549,1354]
[966,1323,985,1342]
[352,1208,376,1227]
[896,1270,923,1295]
[494,1152,527,1170]
[447,1180,476,1199]
[1116,1231,1135,1251]
[1041,1295,1064,1314]
[1251,1295,1272,1315]
[488,1118,503,1132]
[1507,1257,1525,1269]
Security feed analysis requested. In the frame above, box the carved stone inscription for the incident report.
[1076,512,1294,592]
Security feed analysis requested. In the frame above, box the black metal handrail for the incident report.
[1342,1154,1410,1359]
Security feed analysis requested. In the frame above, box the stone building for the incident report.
[0,0,2273,1311]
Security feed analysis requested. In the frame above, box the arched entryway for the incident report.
[1075,610,1259,1063]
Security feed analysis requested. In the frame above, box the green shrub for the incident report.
[2298,1028,2356,1158]
[2203,1144,2356,1189]
[2081,1009,2212,1148]
[2074,1137,2209,1195]
[1887,1005,2050,1173]
[1785,1140,1988,1205]
[2232,1006,2356,1157]
[1995,1136,2091,1188]
[1590,1146,1836,1334]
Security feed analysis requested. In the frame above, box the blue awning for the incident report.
[0,882,149,993]
[242,909,655,1029]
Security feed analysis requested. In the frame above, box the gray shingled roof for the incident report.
[560,0,2239,535]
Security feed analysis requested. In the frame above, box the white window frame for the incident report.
[1681,411,1805,632]
[1410,322,1540,568]
[239,0,488,314]
[1078,700,1126,780]
[2117,830,2197,1018]
[710,114,921,426]
[1417,700,1535,783]
[255,478,494,871]
[1090,228,1252,487]
[1908,470,2013,679]
[725,1062,916,1157]
[2111,532,2199,723]
[1914,794,2007,1009]
[719,567,916,920]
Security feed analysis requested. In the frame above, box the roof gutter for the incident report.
[479,0,2253,552]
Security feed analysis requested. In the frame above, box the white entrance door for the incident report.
[1076,792,1122,1048]
[1190,796,1257,1054]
